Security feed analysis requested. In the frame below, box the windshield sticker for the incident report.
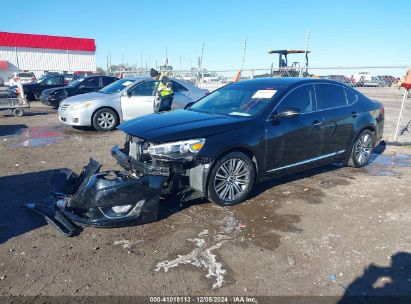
[251,90,277,99]
[122,81,133,86]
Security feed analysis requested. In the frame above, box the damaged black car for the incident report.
[29,78,384,236]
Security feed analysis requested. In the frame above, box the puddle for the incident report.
[1,125,83,148]
[370,153,411,167]
[366,152,411,176]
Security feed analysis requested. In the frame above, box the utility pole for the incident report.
[241,37,247,71]
[199,43,205,81]
[140,51,143,70]
[304,28,311,75]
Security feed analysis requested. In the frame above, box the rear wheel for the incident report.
[347,129,375,167]
[207,152,255,206]
[12,108,24,117]
[92,108,118,131]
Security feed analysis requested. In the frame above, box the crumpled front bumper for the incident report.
[27,158,167,236]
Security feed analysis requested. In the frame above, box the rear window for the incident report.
[102,77,117,87]
[345,88,359,105]
[316,84,347,110]
[18,72,35,78]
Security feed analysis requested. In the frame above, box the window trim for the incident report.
[128,80,158,97]
[315,82,351,111]
[266,83,317,121]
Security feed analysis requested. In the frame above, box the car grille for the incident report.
[59,104,71,111]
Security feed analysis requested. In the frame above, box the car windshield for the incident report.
[189,84,278,117]
[36,75,49,83]
[99,78,136,94]
[67,78,85,87]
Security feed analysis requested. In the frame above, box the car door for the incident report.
[265,84,324,172]
[120,80,158,121]
[314,83,357,156]
[77,77,100,95]
[37,75,62,95]
[101,76,116,89]
[170,80,193,109]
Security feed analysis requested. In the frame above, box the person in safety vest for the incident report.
[150,68,174,113]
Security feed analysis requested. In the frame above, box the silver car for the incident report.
[58,77,208,131]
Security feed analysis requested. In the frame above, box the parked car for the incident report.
[321,75,353,86]
[38,77,385,230]
[58,77,209,131]
[375,75,397,87]
[9,73,79,101]
[40,75,118,108]
[9,72,36,86]
[355,76,385,87]
[112,77,384,206]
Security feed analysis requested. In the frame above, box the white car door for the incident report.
[120,81,158,121]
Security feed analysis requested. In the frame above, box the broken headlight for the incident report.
[148,138,205,160]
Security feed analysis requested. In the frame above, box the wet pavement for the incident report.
[1,102,411,297]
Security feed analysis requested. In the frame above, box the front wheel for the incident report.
[346,129,375,168]
[92,108,118,132]
[207,152,255,206]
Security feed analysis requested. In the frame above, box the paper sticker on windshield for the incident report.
[122,81,133,86]
[252,90,277,99]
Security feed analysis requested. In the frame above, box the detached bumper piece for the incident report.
[27,159,167,236]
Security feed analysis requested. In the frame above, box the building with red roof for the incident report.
[0,32,96,83]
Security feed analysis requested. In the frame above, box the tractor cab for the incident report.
[267,49,310,77]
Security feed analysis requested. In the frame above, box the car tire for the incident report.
[92,108,118,132]
[12,108,24,117]
[25,92,35,101]
[207,152,255,206]
[346,129,375,168]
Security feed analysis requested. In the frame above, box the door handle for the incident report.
[311,120,322,127]
[145,99,153,102]
[352,112,359,118]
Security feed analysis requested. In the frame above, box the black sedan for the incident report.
[9,73,80,101]
[40,75,118,107]
[113,77,384,207]
[30,78,384,233]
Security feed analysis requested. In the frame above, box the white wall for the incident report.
[0,46,96,81]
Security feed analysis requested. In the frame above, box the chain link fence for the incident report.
[1,66,409,144]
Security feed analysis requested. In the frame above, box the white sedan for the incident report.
[58,77,208,131]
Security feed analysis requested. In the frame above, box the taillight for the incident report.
[381,105,385,117]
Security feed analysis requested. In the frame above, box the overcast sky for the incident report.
[1,0,410,71]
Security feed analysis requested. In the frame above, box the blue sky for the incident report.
[1,0,410,70]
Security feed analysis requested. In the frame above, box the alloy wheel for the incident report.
[97,112,115,129]
[354,133,373,165]
[214,158,250,202]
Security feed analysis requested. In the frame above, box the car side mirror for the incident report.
[276,107,301,119]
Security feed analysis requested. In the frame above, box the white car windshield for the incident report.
[99,78,136,94]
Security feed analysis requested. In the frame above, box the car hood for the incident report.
[42,87,72,95]
[118,109,253,142]
[62,91,113,104]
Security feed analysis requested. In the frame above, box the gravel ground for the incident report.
[0,102,410,300]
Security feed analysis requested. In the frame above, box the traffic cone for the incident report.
[232,70,242,82]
